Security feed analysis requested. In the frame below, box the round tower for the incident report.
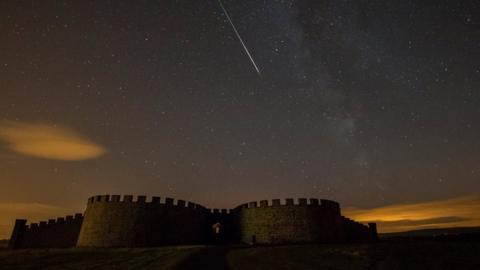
[76,195,209,247]
[231,198,346,244]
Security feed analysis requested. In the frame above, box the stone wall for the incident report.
[342,217,376,242]
[8,214,83,249]
[232,198,346,244]
[9,194,377,248]
[208,208,234,243]
[76,195,209,247]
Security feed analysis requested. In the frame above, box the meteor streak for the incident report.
[217,0,261,76]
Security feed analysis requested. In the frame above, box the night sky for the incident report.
[1,0,479,237]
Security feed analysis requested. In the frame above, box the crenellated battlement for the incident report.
[8,213,84,249]
[26,213,84,230]
[232,198,341,210]
[209,208,231,214]
[86,194,207,210]
[85,196,340,212]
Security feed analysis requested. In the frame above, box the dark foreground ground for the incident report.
[0,240,479,270]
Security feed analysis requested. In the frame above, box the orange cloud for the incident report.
[0,121,105,161]
[0,202,74,239]
[344,195,480,233]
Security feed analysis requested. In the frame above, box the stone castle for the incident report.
[9,195,377,248]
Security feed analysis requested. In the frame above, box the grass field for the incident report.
[0,240,479,270]
[0,240,7,249]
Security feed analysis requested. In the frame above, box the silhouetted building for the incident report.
[9,195,376,248]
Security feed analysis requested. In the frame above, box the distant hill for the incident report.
[381,227,480,238]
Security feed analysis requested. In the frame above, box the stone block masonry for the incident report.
[8,214,83,249]
[9,195,376,248]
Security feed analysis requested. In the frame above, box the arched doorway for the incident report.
[212,223,222,235]
[211,222,225,244]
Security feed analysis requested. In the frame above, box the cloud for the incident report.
[344,195,480,233]
[0,202,72,239]
[375,216,469,227]
[0,121,105,161]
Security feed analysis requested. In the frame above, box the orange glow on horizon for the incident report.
[344,195,480,233]
[0,202,80,239]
